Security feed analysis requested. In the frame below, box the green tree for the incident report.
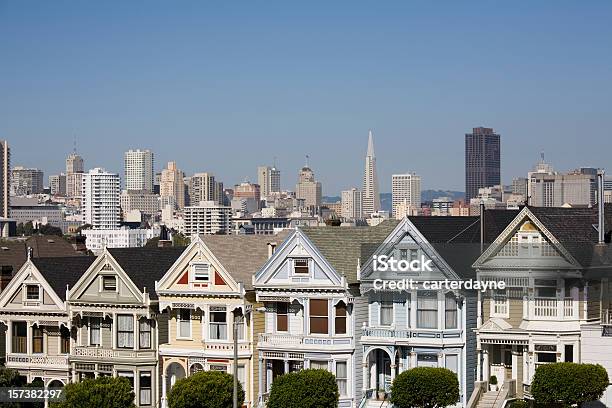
[167,370,243,408]
[172,232,190,247]
[267,369,339,408]
[390,367,459,408]
[531,362,608,407]
[52,377,135,408]
[38,224,64,236]
[0,367,25,387]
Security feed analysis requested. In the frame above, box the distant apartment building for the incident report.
[189,172,222,206]
[124,149,154,192]
[66,152,84,201]
[160,161,185,209]
[512,177,528,197]
[234,182,261,206]
[49,174,67,196]
[257,165,281,198]
[431,196,453,216]
[10,166,43,196]
[341,188,362,220]
[529,168,596,207]
[362,130,381,217]
[9,204,64,226]
[324,201,343,218]
[183,201,232,235]
[82,226,161,254]
[295,165,322,208]
[120,190,160,217]
[1,141,10,217]
[391,173,421,218]
[465,127,501,201]
[82,168,121,229]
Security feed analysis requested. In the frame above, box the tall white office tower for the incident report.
[82,168,121,229]
[258,165,281,198]
[362,130,381,217]
[124,149,154,192]
[392,173,421,218]
[341,188,363,220]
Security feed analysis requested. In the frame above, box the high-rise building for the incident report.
[82,168,121,229]
[66,152,84,200]
[341,188,363,220]
[10,166,44,196]
[49,174,67,196]
[257,165,281,198]
[120,190,160,217]
[392,173,421,218]
[465,127,501,201]
[0,141,9,218]
[511,177,528,197]
[362,130,381,217]
[183,201,232,235]
[160,162,185,209]
[234,181,261,211]
[124,149,154,192]
[189,173,223,206]
[529,170,596,207]
[295,164,322,208]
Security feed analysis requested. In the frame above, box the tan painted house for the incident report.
[155,233,288,408]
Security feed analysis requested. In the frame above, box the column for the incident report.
[476,349,482,382]
[161,373,167,408]
[284,359,289,374]
[27,323,33,355]
[482,348,490,382]
[512,346,518,381]
[6,321,12,354]
[112,312,117,349]
[390,364,396,382]
[410,351,417,368]
[133,314,138,351]
[362,361,368,392]
[258,358,264,398]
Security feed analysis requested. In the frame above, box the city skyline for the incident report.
[2,2,612,193]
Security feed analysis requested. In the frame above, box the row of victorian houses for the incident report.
[0,205,611,408]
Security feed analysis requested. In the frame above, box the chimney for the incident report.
[598,169,605,245]
[267,242,277,259]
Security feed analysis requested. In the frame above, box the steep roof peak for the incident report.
[367,129,375,157]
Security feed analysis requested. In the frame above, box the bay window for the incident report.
[309,299,328,334]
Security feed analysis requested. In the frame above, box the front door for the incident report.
[377,351,391,392]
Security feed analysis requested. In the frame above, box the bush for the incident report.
[508,400,529,408]
[52,376,135,408]
[390,367,459,408]
[531,362,608,407]
[267,369,339,408]
[489,375,498,385]
[168,370,244,408]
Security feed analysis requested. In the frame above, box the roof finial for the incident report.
[27,246,33,260]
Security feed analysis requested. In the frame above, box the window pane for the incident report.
[178,309,191,338]
[310,360,328,370]
[117,315,134,348]
[417,291,438,329]
[380,301,393,326]
[310,317,328,334]
[336,361,347,396]
[139,320,151,349]
[445,294,458,329]
[276,303,288,332]
[90,318,101,346]
[139,372,151,406]
[32,326,43,353]
[310,299,328,334]
[310,299,328,316]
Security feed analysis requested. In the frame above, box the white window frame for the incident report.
[100,275,118,292]
[490,289,509,318]
[89,317,101,347]
[24,283,42,302]
[335,360,349,397]
[291,257,310,275]
[190,262,210,287]
[176,308,192,340]
[208,306,228,341]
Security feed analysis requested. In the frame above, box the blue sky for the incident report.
[1,1,611,194]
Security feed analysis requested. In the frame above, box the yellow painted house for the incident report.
[155,233,288,408]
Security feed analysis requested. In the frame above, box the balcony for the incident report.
[6,354,69,369]
[529,297,577,320]
[361,326,463,346]
[72,346,156,361]
[258,333,353,349]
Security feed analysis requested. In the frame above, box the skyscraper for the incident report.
[257,165,281,198]
[10,167,44,196]
[296,162,322,208]
[49,174,67,196]
[82,168,121,229]
[124,149,154,192]
[465,127,501,201]
[362,130,380,217]
[189,173,223,205]
[160,161,185,209]
[341,188,363,220]
[392,173,421,218]
[0,141,9,218]
[66,152,84,200]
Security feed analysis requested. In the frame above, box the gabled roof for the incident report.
[300,221,400,284]
[200,231,290,290]
[31,256,97,300]
[107,247,186,299]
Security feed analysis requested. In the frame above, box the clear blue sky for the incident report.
[1,1,611,194]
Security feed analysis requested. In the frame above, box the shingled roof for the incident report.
[108,247,186,299]
[201,231,291,290]
[32,256,97,300]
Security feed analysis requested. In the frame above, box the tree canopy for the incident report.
[390,367,459,408]
[267,369,339,408]
[167,370,244,408]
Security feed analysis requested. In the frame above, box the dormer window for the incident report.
[102,276,117,292]
[293,258,309,274]
[191,263,210,287]
[26,285,40,301]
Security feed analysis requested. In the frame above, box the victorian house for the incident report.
[473,205,612,404]
[253,222,397,408]
[155,233,287,408]
[358,214,514,408]
[0,255,95,387]
[66,247,184,407]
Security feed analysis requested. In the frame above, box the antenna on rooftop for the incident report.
[305,155,310,168]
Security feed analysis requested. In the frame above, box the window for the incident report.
[139,319,151,349]
[178,309,191,339]
[536,286,557,298]
[445,355,458,374]
[276,303,288,332]
[491,289,508,317]
[102,276,117,291]
[293,258,309,274]
[209,308,227,340]
[234,312,244,340]
[12,322,27,353]
[565,345,573,362]
[410,249,419,262]
[60,326,70,354]
[445,293,458,329]
[535,344,557,364]
[139,372,152,406]
[309,299,328,334]
[380,300,393,326]
[117,315,134,348]
[399,249,408,260]
[192,263,209,282]
[417,291,438,329]
[32,325,43,353]
[238,365,247,393]
[26,285,40,300]
[335,303,347,334]
[336,361,348,396]
[89,317,101,346]
[117,371,134,391]
[310,360,328,370]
